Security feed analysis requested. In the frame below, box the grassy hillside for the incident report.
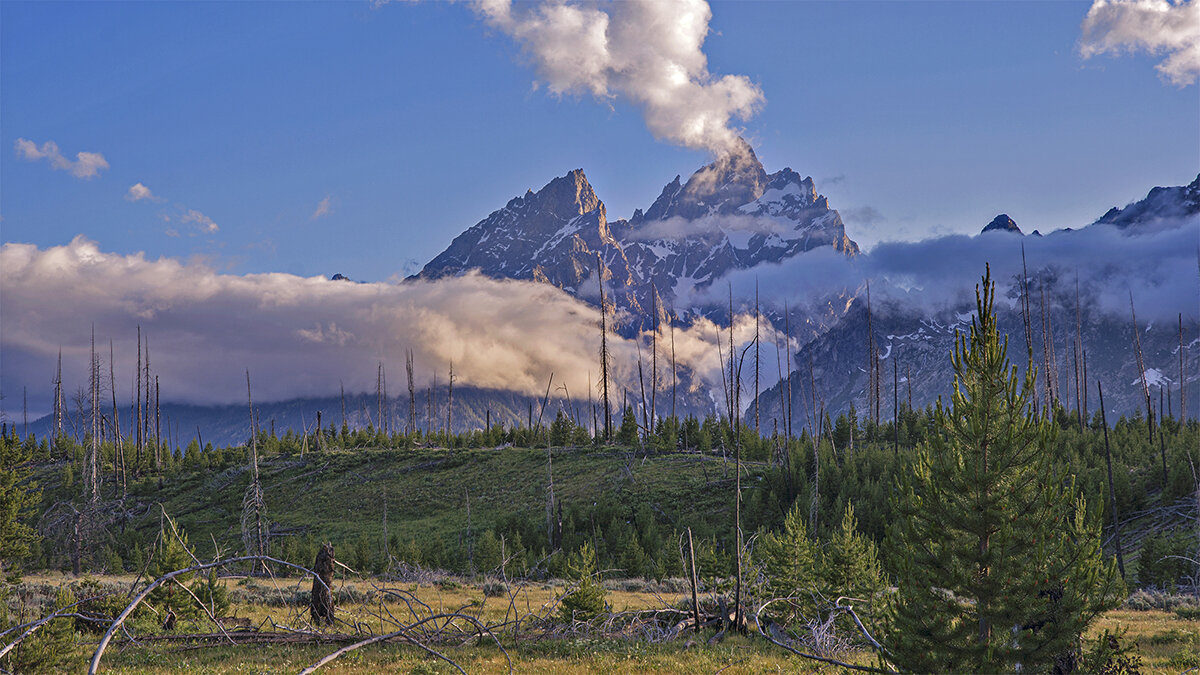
[34,442,764,575]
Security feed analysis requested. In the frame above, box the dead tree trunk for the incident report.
[1098,381,1126,579]
[311,543,335,625]
[1130,293,1152,445]
[596,253,612,440]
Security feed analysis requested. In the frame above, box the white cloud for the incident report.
[311,195,333,220]
[0,237,778,416]
[1079,0,1200,86]
[464,0,763,156]
[181,209,219,233]
[125,182,161,202]
[699,215,1200,322]
[14,138,110,179]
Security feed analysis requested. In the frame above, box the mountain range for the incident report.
[23,147,1198,445]
[417,139,857,325]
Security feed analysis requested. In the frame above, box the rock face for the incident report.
[981,214,1021,235]
[1093,173,1200,232]
[417,169,635,306]
[417,140,858,322]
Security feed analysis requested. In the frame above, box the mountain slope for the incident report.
[417,140,858,322]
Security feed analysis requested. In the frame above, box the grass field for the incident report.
[11,572,1198,674]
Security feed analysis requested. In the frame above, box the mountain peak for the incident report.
[640,137,768,221]
[1093,172,1200,232]
[982,214,1022,235]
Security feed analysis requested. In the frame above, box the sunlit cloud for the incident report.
[1080,0,1200,86]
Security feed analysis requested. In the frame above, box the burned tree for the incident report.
[242,370,269,574]
[311,542,336,625]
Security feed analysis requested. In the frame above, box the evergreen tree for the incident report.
[549,411,574,447]
[0,433,39,581]
[755,503,818,624]
[884,268,1122,672]
[560,541,606,622]
[149,516,199,626]
[616,405,639,446]
[819,503,888,629]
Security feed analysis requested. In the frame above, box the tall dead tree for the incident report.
[135,328,142,467]
[340,380,346,432]
[782,302,792,439]
[1040,284,1055,408]
[1020,245,1037,413]
[1130,293,1152,444]
[596,253,612,440]
[109,339,125,496]
[1180,313,1187,422]
[84,325,100,502]
[1074,275,1084,429]
[53,347,64,457]
[651,286,660,437]
[154,376,161,471]
[243,370,268,574]
[144,333,152,466]
[406,349,416,434]
[446,360,454,436]
[637,338,649,446]
[754,280,760,435]
[865,282,879,423]
[1097,381,1126,579]
[670,313,678,422]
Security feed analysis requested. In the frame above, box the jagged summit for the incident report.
[416,140,859,319]
[981,214,1021,235]
[1093,173,1200,232]
[416,168,627,288]
[636,138,769,222]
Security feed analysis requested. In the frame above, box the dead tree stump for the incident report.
[311,542,335,625]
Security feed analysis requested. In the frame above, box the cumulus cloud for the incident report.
[311,195,333,220]
[465,0,763,156]
[14,138,110,179]
[181,209,219,233]
[125,183,161,202]
[1079,0,1200,86]
[1,237,773,415]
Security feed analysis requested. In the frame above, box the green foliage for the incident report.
[819,503,888,627]
[474,529,502,574]
[149,516,199,624]
[190,569,231,618]
[1,584,75,672]
[1135,531,1195,591]
[549,411,575,448]
[617,406,639,446]
[884,268,1123,673]
[755,503,818,623]
[0,433,40,581]
[1079,628,1144,675]
[560,541,606,623]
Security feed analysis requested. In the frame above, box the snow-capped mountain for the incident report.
[1092,173,1200,232]
[417,140,858,323]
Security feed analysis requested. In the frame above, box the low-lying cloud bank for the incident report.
[0,237,783,416]
[696,219,1200,322]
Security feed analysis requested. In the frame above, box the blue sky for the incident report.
[2,0,1197,283]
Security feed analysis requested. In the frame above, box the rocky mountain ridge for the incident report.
[416,140,858,324]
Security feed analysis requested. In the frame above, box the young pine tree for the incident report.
[884,267,1122,673]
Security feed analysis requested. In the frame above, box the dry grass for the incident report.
[9,573,1197,673]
